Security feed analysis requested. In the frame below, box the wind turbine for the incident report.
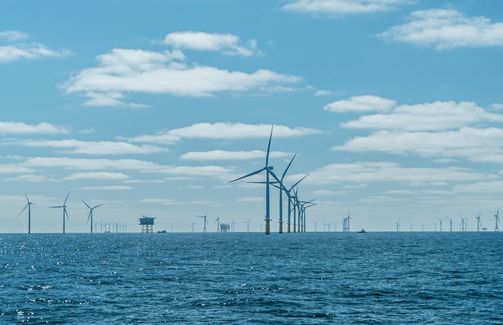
[244,219,251,232]
[18,191,34,234]
[51,193,70,234]
[214,216,220,232]
[191,221,195,232]
[301,201,316,232]
[495,209,500,232]
[448,218,453,232]
[276,154,297,234]
[437,217,443,232]
[81,199,103,233]
[197,215,207,232]
[229,126,274,235]
[395,220,401,232]
[476,214,482,232]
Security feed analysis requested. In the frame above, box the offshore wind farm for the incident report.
[3,0,503,323]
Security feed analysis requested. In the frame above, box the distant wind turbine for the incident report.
[476,214,482,232]
[51,193,70,234]
[81,199,103,233]
[495,209,500,232]
[18,191,34,234]
[214,216,220,232]
[197,215,208,232]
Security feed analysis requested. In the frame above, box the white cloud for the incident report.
[282,0,407,15]
[336,127,503,164]
[7,174,58,183]
[289,161,486,185]
[164,31,258,56]
[17,139,166,155]
[0,164,33,174]
[180,150,290,161]
[324,95,396,113]
[453,180,503,194]
[0,30,28,41]
[342,101,503,131]
[0,121,68,135]
[314,90,333,96]
[63,48,301,106]
[64,172,129,181]
[236,196,263,203]
[131,122,320,144]
[80,185,132,191]
[0,31,68,63]
[380,9,503,49]
[23,157,233,178]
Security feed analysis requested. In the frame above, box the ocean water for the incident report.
[0,232,502,324]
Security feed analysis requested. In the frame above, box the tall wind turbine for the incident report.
[245,219,251,232]
[81,199,103,233]
[51,193,70,234]
[197,215,208,232]
[495,209,500,232]
[229,126,274,235]
[395,220,401,232]
[18,191,34,234]
[437,217,443,232]
[448,218,453,232]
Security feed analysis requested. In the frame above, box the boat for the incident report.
[357,229,367,233]
[157,230,167,233]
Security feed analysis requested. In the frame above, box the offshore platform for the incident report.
[139,216,155,233]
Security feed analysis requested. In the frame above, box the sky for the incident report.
[2,0,503,233]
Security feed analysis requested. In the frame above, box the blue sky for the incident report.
[2,0,503,232]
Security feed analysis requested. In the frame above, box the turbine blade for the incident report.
[65,209,70,221]
[290,174,308,190]
[87,211,92,224]
[228,167,266,183]
[24,190,30,203]
[93,204,103,209]
[265,125,273,167]
[17,204,29,216]
[81,199,91,209]
[63,192,70,205]
[50,206,64,208]
[281,153,297,180]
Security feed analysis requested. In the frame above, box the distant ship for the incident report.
[357,229,367,233]
[157,230,167,233]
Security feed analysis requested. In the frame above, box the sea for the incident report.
[0,232,502,324]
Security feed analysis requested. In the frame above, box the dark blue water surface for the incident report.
[1,232,502,324]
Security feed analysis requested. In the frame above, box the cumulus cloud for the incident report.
[380,9,503,49]
[289,161,486,185]
[180,150,290,161]
[282,0,408,15]
[342,101,503,131]
[23,157,233,179]
[17,139,166,155]
[324,95,396,113]
[0,30,69,63]
[336,127,503,164]
[63,47,301,106]
[131,122,320,144]
[164,31,258,56]
[0,121,68,135]
[335,98,503,164]
[64,172,129,181]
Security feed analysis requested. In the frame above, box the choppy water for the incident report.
[0,232,502,324]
